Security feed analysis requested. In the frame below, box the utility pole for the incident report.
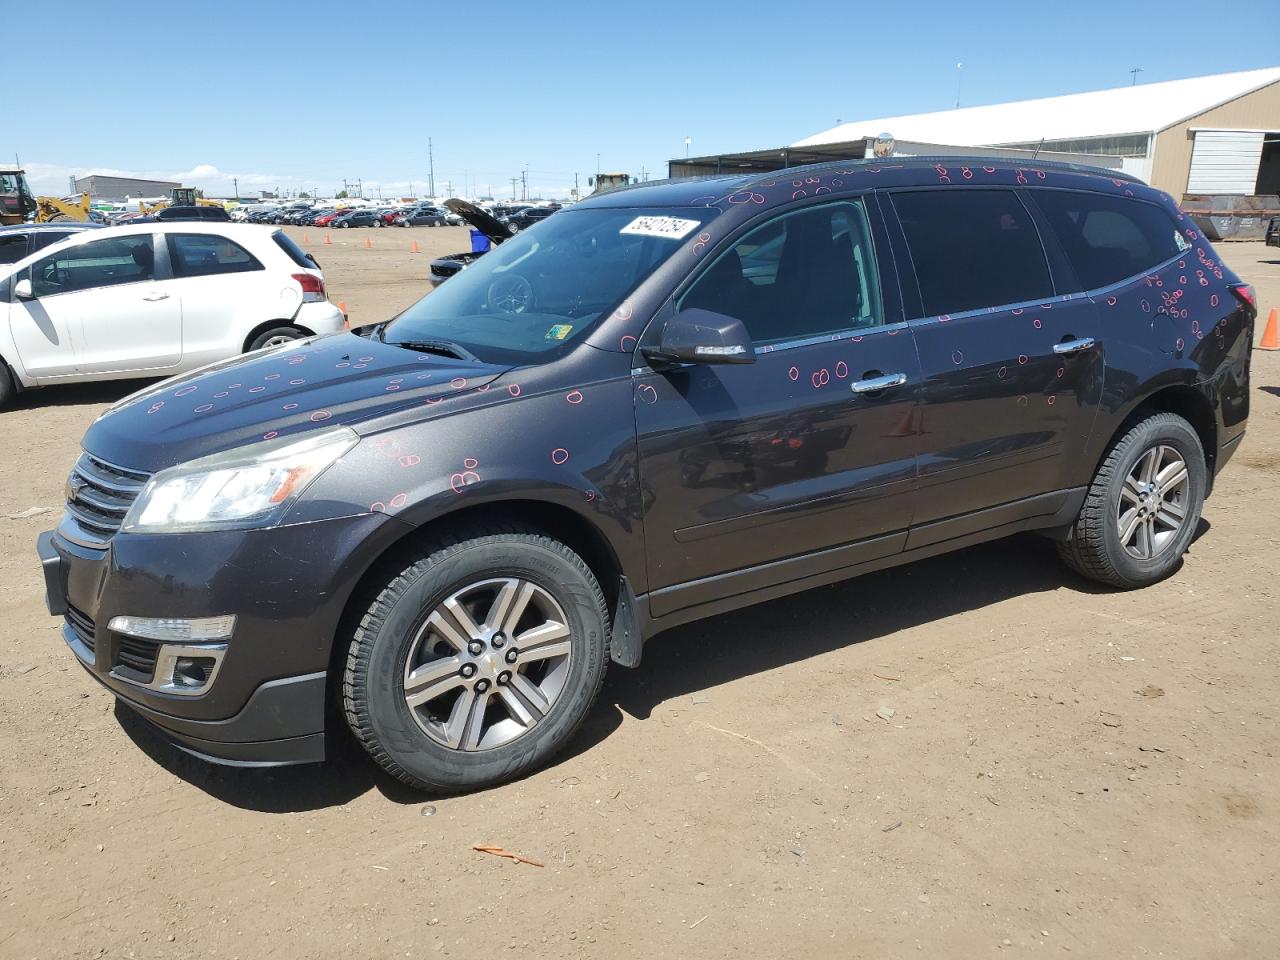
[574,172,579,198]
[954,62,963,109]
[1129,67,1143,86]
[510,177,518,200]
[521,168,528,201]
[232,177,238,200]
[428,138,436,198]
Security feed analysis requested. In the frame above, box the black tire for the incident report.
[247,325,305,351]
[343,528,609,793]
[1057,411,1206,589]
[0,360,14,409]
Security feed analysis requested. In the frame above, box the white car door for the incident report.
[163,231,289,367]
[7,276,81,381]
[65,233,182,375]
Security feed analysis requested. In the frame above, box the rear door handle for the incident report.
[141,292,170,302]
[1053,337,1095,355]
[850,372,908,394]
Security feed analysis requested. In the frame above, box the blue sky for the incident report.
[9,0,1278,200]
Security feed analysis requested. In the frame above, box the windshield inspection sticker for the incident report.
[620,216,701,240]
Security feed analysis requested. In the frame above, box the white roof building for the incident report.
[795,68,1280,198]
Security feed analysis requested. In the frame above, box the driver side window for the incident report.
[31,234,156,297]
[680,200,884,347]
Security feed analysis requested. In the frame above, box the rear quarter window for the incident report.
[1030,190,1184,291]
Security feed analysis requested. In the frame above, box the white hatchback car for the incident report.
[0,222,345,406]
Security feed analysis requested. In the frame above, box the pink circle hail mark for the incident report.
[174,386,197,398]
[370,501,386,513]
[788,366,800,381]
[290,378,306,385]
[389,493,407,509]
[613,301,634,321]
[566,390,584,404]
[283,402,299,411]
[310,410,332,422]
[358,356,373,363]
[1032,318,1042,329]
[951,350,964,365]
[1018,354,1028,365]
[938,314,951,323]
[449,472,480,494]
[585,490,596,502]
[550,448,570,465]
[263,431,279,440]
[194,404,214,413]
[214,392,229,399]
[997,366,1008,380]
[1056,367,1065,378]
[507,384,522,397]
[250,386,265,393]
[336,362,350,368]
[1046,395,1056,405]
[835,361,848,379]
[1176,338,1185,351]
[1106,297,1117,306]
[463,458,478,470]
[450,377,467,389]
[385,385,400,391]
[265,373,281,381]
[147,402,164,415]
[399,454,421,468]
[1210,294,1219,307]
[620,335,638,351]
[638,384,658,404]
[1017,396,1029,407]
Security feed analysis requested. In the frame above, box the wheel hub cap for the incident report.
[402,578,572,752]
[1117,444,1189,561]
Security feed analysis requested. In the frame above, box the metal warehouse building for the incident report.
[791,67,1280,200]
[73,174,180,200]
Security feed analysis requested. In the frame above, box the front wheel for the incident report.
[0,361,14,409]
[343,529,609,792]
[1057,411,1206,589]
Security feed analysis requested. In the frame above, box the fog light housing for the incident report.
[108,615,236,642]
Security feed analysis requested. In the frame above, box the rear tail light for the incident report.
[292,272,326,303]
[1230,283,1257,312]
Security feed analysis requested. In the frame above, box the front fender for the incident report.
[291,371,647,591]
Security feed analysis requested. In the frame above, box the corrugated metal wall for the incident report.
[1151,79,1280,196]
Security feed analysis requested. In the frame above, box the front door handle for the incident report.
[1053,336,1095,355]
[850,372,908,394]
[141,292,170,302]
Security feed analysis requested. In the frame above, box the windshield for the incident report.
[384,206,718,364]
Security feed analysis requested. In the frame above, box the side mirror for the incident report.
[642,307,755,366]
[13,278,34,299]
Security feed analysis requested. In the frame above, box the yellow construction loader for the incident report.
[1,167,96,224]
[140,187,226,215]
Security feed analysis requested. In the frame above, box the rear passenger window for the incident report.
[1031,191,1184,291]
[680,200,883,346]
[167,233,262,278]
[892,190,1052,317]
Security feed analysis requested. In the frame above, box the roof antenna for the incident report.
[1129,67,1143,86]
[1032,137,1044,160]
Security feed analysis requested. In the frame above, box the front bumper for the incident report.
[36,510,404,766]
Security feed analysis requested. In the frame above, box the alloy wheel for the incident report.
[1116,444,1189,560]
[402,577,572,751]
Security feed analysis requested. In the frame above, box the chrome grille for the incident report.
[60,453,151,548]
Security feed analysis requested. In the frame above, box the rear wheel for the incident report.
[248,325,306,351]
[1057,411,1206,589]
[343,528,609,793]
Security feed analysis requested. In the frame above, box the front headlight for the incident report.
[122,427,358,534]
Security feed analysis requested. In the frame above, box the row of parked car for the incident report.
[235,204,464,229]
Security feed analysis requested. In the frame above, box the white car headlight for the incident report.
[122,427,358,534]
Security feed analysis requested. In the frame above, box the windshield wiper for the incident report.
[386,338,478,362]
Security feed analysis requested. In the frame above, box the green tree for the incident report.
[299,191,310,199]
[335,189,348,199]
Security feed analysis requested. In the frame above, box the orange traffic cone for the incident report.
[411,239,420,253]
[364,236,372,250]
[1260,307,1279,351]
[338,301,347,317]
[302,232,310,243]
[324,232,332,245]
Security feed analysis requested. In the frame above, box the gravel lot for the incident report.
[1,229,1277,959]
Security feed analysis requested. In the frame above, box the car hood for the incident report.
[444,198,511,243]
[82,332,511,473]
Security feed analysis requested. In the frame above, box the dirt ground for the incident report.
[1,229,1278,960]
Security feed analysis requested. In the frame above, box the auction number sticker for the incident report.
[620,216,701,240]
